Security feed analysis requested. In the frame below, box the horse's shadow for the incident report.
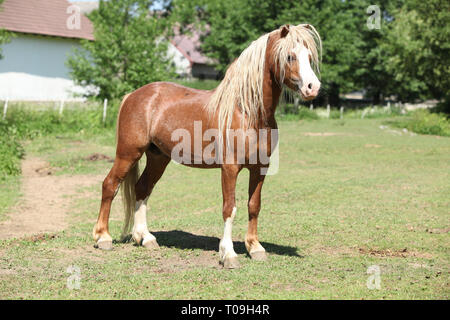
[151,230,303,258]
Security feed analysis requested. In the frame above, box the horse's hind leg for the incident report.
[132,146,170,249]
[93,154,142,250]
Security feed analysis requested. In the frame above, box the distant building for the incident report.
[171,25,219,80]
[0,0,95,100]
[0,0,218,101]
[72,1,219,79]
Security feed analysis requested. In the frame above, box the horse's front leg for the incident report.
[219,165,241,269]
[245,167,267,261]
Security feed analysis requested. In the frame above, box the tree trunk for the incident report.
[328,83,340,107]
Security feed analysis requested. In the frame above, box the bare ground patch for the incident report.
[309,245,434,259]
[358,247,434,259]
[308,245,357,256]
[425,227,450,234]
[49,241,220,273]
[0,157,103,240]
[83,153,114,162]
[151,250,220,273]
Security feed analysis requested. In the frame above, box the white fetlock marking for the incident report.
[97,233,112,243]
[132,197,153,244]
[93,223,112,243]
[219,207,237,262]
[142,233,157,246]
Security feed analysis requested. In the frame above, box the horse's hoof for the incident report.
[222,256,240,269]
[250,251,267,261]
[142,238,159,250]
[94,240,113,251]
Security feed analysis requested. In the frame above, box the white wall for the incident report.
[0,33,199,101]
[0,33,91,101]
[167,41,191,77]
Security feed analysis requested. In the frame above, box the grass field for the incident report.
[0,118,448,299]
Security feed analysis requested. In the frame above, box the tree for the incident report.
[347,0,404,105]
[67,0,175,100]
[0,0,12,59]
[172,0,391,106]
[170,0,297,73]
[280,0,406,106]
[172,0,448,108]
[382,0,450,110]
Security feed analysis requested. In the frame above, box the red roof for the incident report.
[0,0,94,40]
[172,24,213,65]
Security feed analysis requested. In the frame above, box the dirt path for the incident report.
[0,157,103,240]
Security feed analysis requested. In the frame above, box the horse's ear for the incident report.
[298,23,312,30]
[280,24,290,38]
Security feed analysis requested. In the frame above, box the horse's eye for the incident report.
[287,55,296,62]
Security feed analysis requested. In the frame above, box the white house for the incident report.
[0,0,218,101]
[0,0,95,101]
[73,1,219,79]
[171,25,219,80]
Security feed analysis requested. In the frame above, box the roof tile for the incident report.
[0,0,94,40]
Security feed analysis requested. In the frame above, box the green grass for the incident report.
[0,118,449,299]
[0,176,20,222]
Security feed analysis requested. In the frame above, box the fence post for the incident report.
[310,103,313,110]
[327,104,330,118]
[102,98,108,123]
[2,98,8,120]
[340,106,344,119]
[59,100,64,115]
[361,108,368,119]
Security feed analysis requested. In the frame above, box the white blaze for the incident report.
[297,45,319,89]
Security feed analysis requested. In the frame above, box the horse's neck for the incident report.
[261,68,282,128]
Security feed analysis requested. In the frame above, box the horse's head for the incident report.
[268,24,322,101]
[206,23,322,133]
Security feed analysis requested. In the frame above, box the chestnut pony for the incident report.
[93,24,321,268]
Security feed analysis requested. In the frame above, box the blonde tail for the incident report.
[114,93,138,239]
[121,161,139,239]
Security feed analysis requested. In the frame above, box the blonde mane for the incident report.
[205,24,322,135]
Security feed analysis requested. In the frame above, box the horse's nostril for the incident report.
[308,83,313,90]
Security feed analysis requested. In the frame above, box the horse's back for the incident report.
[117,81,215,159]
[133,81,212,100]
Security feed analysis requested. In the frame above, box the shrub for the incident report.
[0,123,25,177]
[277,107,320,120]
[344,105,405,119]
[0,101,119,178]
[388,109,450,136]
[297,108,320,120]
